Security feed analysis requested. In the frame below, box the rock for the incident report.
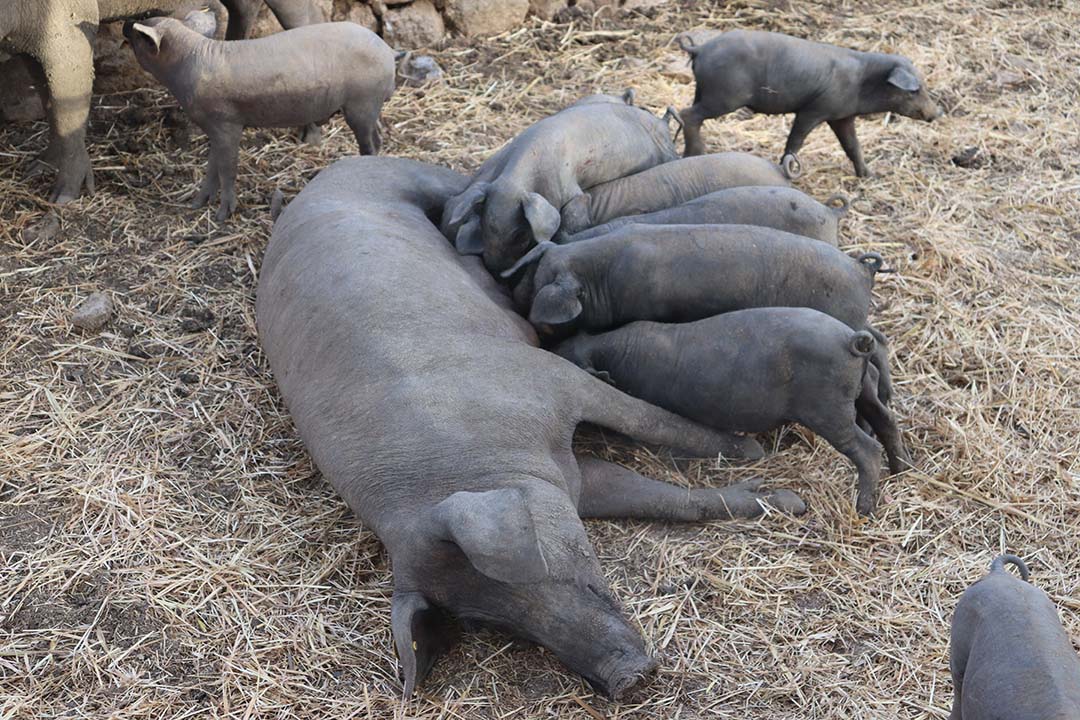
[528,0,566,20]
[382,0,445,48]
[332,0,378,31]
[397,54,444,86]
[252,0,332,36]
[0,56,45,122]
[21,212,61,245]
[92,24,153,94]
[952,147,989,169]
[444,0,529,37]
[71,292,114,332]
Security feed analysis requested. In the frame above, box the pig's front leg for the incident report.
[781,111,827,170]
[575,457,805,520]
[196,122,243,221]
[827,116,871,177]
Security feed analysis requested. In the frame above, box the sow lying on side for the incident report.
[556,308,910,515]
[257,157,802,699]
[127,14,396,220]
[678,29,942,176]
[950,555,1080,720]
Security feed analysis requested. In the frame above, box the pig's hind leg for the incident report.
[801,397,884,515]
[855,371,911,475]
[575,457,805,520]
[679,85,746,157]
[344,102,381,156]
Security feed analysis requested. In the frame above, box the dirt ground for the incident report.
[2,1,1079,718]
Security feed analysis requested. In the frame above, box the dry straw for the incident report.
[1,0,1078,718]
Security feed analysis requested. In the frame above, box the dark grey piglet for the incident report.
[678,30,942,176]
[258,156,801,699]
[563,186,848,246]
[558,152,791,236]
[126,15,396,220]
[555,308,910,515]
[950,555,1080,720]
[440,96,679,273]
[505,223,895,403]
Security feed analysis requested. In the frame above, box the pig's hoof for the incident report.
[734,479,806,516]
[781,153,803,179]
[764,488,807,515]
[300,124,323,146]
[725,434,764,461]
[215,203,235,222]
[855,493,878,517]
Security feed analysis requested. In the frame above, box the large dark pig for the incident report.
[256,157,802,698]
[555,308,910,514]
[678,30,942,176]
[949,555,1080,719]
[441,97,679,273]
[557,153,792,236]
[563,186,847,246]
[505,223,895,403]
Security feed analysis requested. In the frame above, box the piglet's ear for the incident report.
[529,274,583,327]
[432,488,548,584]
[443,182,490,232]
[391,591,459,697]
[886,66,920,92]
[523,192,561,244]
[132,23,163,53]
[454,216,484,255]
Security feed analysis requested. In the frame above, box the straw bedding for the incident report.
[1,0,1078,717]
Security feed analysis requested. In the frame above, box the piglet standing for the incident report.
[678,30,942,176]
[949,555,1080,720]
[126,13,396,220]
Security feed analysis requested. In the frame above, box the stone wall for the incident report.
[0,0,663,122]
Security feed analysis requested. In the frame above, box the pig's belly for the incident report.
[225,87,347,128]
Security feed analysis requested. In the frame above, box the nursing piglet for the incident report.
[563,186,847,246]
[555,308,909,515]
[558,152,791,236]
[505,223,896,403]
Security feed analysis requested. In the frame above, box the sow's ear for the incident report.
[391,591,459,696]
[529,273,583,327]
[522,192,562,244]
[886,65,921,92]
[432,488,548,584]
[131,22,163,53]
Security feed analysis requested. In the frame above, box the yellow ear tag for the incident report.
[412,641,418,651]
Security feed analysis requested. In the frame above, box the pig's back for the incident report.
[257,158,549,516]
[958,573,1080,719]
